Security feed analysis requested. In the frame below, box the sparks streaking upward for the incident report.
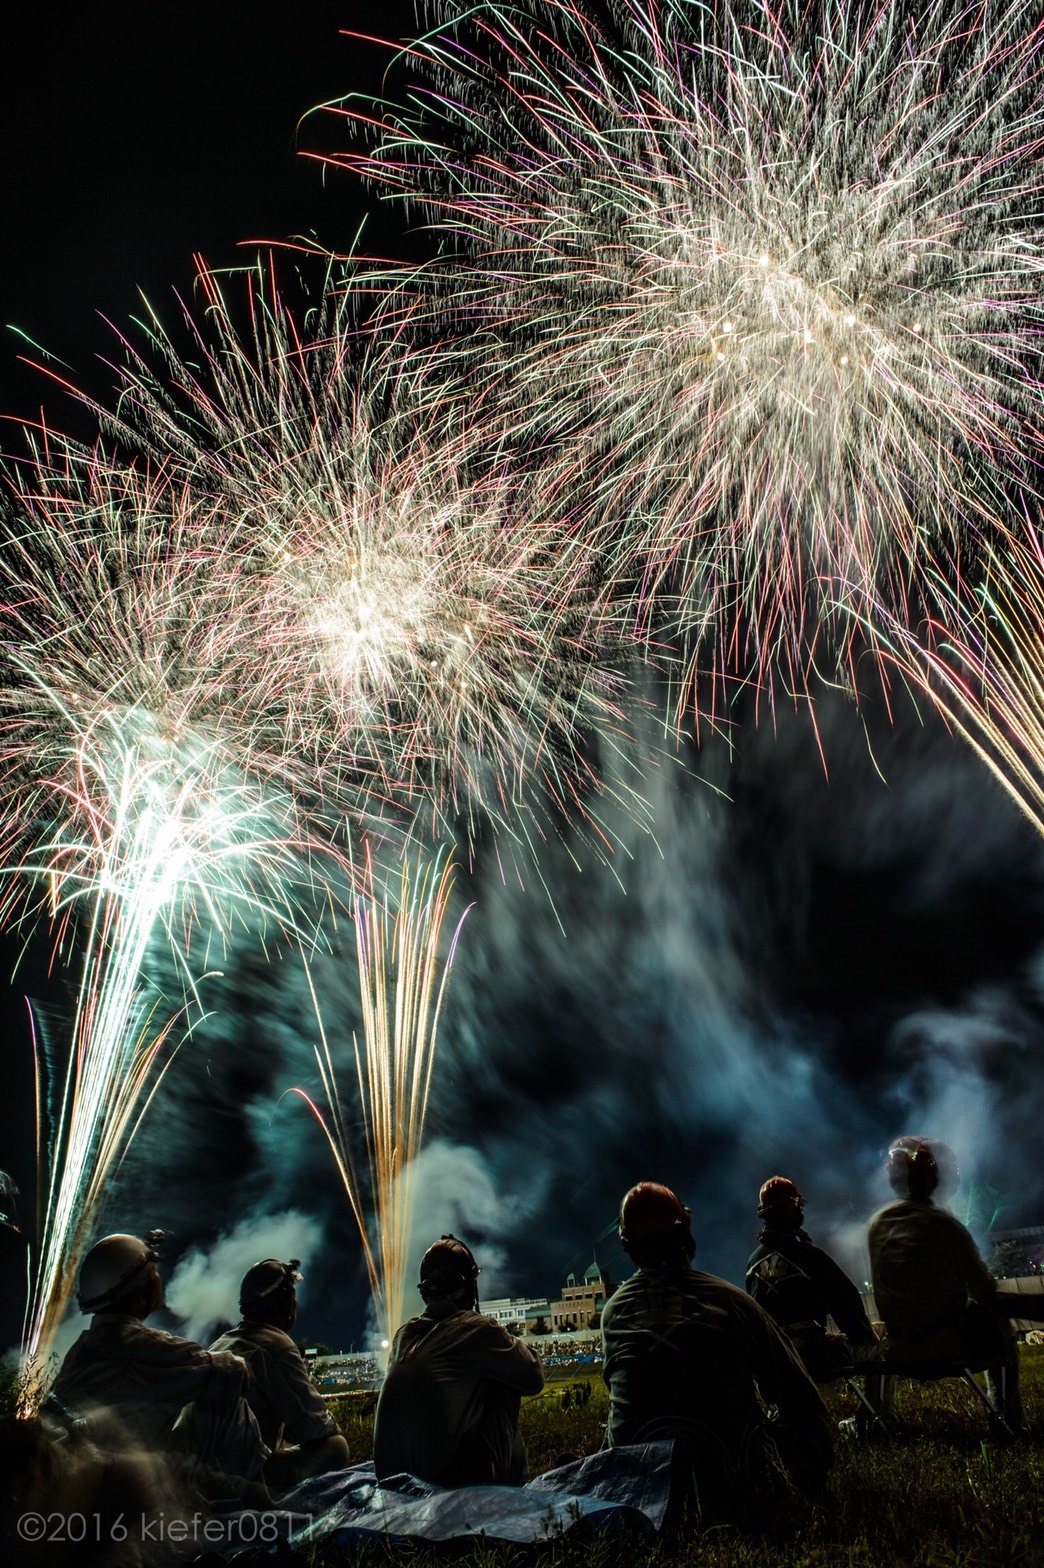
[0,443,322,1380]
[90,261,639,863]
[875,515,1044,849]
[328,0,1044,700]
[295,847,466,1349]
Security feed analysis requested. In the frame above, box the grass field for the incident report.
[5,1349,1044,1564]
[325,1346,1044,1568]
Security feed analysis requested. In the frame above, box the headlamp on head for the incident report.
[239,1257,302,1314]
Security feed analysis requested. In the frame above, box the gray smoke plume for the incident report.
[399,1138,546,1313]
[164,1210,323,1343]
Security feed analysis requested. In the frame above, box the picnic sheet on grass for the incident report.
[218,1443,673,1550]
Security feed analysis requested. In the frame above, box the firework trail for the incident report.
[872,512,1044,845]
[0,440,331,1380]
[327,0,1044,703]
[295,846,467,1348]
[88,260,641,865]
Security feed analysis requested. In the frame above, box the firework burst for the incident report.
[329,0,1044,699]
[88,260,642,860]
[0,440,330,1376]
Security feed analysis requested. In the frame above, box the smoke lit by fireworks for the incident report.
[331,0,1044,700]
[0,441,326,1375]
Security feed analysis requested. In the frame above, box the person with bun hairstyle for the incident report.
[869,1136,1023,1433]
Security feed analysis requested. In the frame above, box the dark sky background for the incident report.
[3,1,1044,1355]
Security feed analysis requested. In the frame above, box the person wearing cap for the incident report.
[47,1232,269,1500]
[745,1176,876,1381]
[210,1257,349,1492]
[600,1182,833,1527]
[869,1136,1029,1433]
[373,1234,544,1486]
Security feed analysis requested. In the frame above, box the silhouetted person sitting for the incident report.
[47,1232,268,1502]
[373,1234,544,1486]
[869,1136,1024,1434]
[600,1182,833,1529]
[746,1176,876,1381]
[211,1256,349,1493]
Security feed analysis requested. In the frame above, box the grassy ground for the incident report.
[325,1347,1044,1568]
[5,1349,1043,1564]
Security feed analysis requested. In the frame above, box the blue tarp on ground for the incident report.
[216,1443,673,1551]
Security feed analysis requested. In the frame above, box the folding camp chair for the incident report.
[839,1358,1014,1441]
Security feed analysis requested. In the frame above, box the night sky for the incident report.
[2,1,1044,1355]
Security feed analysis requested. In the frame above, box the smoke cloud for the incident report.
[398,1139,547,1317]
[164,1210,323,1344]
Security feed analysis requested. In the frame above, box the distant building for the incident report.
[476,1256,618,1337]
[481,1295,552,1335]
[548,1257,616,1332]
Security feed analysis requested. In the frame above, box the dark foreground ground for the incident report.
[327,1347,1044,1568]
[5,1348,1044,1567]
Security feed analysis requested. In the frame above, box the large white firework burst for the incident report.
[94,262,640,858]
[331,0,1044,697]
